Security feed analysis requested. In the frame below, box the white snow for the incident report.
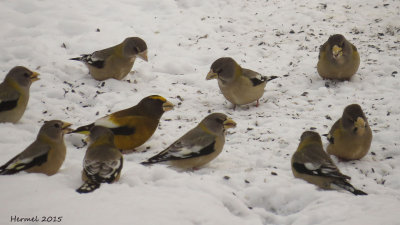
[0,0,399,224]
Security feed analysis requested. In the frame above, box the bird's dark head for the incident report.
[4,66,39,87]
[89,126,114,143]
[123,37,148,61]
[137,95,174,118]
[327,34,349,59]
[342,104,368,131]
[206,57,239,83]
[39,120,72,140]
[200,112,236,135]
[328,34,346,46]
[300,131,321,142]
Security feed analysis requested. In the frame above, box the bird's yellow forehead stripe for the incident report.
[149,96,166,102]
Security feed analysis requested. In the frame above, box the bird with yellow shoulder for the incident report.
[70,95,174,152]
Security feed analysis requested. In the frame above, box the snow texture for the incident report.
[0,0,399,224]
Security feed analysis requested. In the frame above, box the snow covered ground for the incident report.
[0,0,399,224]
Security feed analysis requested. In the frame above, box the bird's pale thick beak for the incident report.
[355,117,366,128]
[332,45,343,58]
[30,71,40,82]
[206,70,218,80]
[61,122,73,134]
[162,101,174,112]
[138,50,148,62]
[223,118,237,129]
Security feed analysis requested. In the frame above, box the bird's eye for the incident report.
[217,69,223,74]
[23,73,30,78]
[216,118,224,124]
[54,123,61,128]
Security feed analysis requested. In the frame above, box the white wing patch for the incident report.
[255,74,263,80]
[90,54,102,62]
[304,162,321,171]
[321,168,334,175]
[6,157,33,170]
[170,145,204,158]
[85,159,121,179]
[95,116,120,128]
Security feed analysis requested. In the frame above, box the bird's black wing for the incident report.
[0,144,50,175]
[70,53,105,69]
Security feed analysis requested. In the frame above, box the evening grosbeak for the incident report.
[142,113,236,169]
[0,66,39,123]
[291,131,367,195]
[70,37,148,81]
[206,57,277,109]
[77,126,123,193]
[71,95,173,152]
[0,120,72,176]
[317,34,360,80]
[326,104,372,160]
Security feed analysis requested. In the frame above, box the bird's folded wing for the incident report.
[0,88,20,112]
[84,157,123,183]
[150,129,216,162]
[294,148,350,180]
[79,53,105,69]
[242,68,266,86]
[0,142,51,174]
[170,128,216,156]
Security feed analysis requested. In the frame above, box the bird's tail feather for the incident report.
[0,154,28,175]
[69,57,83,61]
[140,161,154,166]
[0,164,9,175]
[141,151,171,166]
[76,182,101,194]
[332,181,367,196]
[0,167,19,175]
[351,188,368,196]
[69,54,91,62]
[267,76,279,82]
[0,167,10,175]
